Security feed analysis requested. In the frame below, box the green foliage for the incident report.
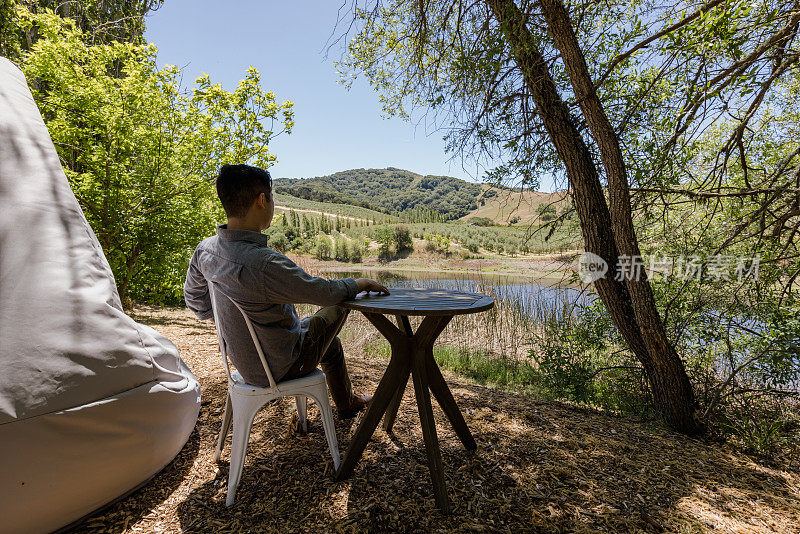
[424,233,450,254]
[1,0,162,60]
[314,235,332,260]
[275,192,579,258]
[274,167,481,220]
[466,216,492,227]
[374,226,394,259]
[433,346,537,389]
[287,209,299,228]
[348,239,364,263]
[0,0,25,59]
[393,224,413,252]
[536,204,557,221]
[16,7,293,303]
[267,231,288,253]
[721,410,794,458]
[333,236,349,262]
[368,223,416,260]
[399,205,447,223]
[530,302,650,415]
[405,221,578,255]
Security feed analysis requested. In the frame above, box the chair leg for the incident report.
[311,384,340,471]
[225,394,263,507]
[214,391,233,463]
[295,394,308,433]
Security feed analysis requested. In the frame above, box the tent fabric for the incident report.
[0,57,201,534]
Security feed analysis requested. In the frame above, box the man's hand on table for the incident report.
[355,278,390,295]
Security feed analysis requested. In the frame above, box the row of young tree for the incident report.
[265,212,370,262]
[277,209,385,233]
[266,213,421,262]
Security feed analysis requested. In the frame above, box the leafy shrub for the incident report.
[374,226,394,259]
[349,240,364,263]
[721,408,793,458]
[466,216,492,226]
[315,236,332,260]
[393,225,413,252]
[424,233,450,253]
[17,8,294,303]
[267,232,288,253]
[537,203,557,221]
[530,301,650,414]
[333,236,349,262]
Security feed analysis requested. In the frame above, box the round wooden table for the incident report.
[334,287,494,513]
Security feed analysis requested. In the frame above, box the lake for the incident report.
[322,268,593,321]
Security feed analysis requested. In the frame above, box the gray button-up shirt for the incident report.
[184,225,359,385]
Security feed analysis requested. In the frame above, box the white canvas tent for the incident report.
[0,58,201,533]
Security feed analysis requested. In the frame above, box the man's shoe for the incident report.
[337,394,372,419]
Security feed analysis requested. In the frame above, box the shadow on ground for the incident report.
[75,307,800,533]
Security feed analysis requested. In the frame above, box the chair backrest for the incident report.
[208,282,278,389]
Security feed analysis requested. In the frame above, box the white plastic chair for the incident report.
[208,283,341,507]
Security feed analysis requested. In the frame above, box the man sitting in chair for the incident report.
[184,164,388,417]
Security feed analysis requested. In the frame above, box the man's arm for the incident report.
[259,253,388,306]
[184,250,214,320]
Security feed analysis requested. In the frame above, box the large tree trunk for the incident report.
[486,0,702,434]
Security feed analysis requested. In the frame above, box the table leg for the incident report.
[425,347,477,450]
[382,371,409,433]
[411,344,450,513]
[337,312,473,514]
[396,314,413,336]
[383,315,413,433]
[335,313,409,482]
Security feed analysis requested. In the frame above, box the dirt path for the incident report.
[75,306,800,533]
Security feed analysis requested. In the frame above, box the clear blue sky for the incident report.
[144,0,490,183]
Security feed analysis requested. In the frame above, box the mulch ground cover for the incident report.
[75,306,800,533]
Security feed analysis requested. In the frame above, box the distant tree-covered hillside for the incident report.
[273,168,481,220]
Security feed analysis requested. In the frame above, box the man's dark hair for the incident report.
[215,164,272,218]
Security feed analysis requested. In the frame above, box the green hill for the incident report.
[273,168,482,220]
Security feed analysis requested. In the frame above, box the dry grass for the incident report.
[74,306,800,533]
[461,187,569,226]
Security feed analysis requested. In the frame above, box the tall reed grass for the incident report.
[293,256,586,380]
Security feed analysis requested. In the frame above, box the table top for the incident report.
[339,287,494,316]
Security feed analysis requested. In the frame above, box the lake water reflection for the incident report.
[323,268,593,321]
